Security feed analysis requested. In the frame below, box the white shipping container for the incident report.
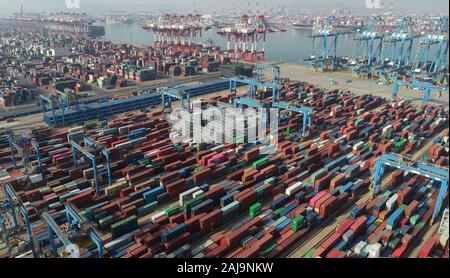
[382,125,392,133]
[151,211,166,223]
[29,174,43,184]
[353,141,365,151]
[367,243,382,258]
[353,241,367,255]
[179,186,200,206]
[69,126,84,134]
[386,193,399,211]
[286,182,303,196]
[192,190,204,199]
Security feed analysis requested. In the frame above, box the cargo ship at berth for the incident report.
[292,16,364,31]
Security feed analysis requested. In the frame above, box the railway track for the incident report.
[285,130,445,258]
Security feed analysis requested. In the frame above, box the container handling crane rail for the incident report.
[371,153,449,224]
[392,80,448,106]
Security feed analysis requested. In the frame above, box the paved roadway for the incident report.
[270,63,449,108]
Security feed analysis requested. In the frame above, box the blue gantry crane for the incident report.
[272,101,313,138]
[65,203,104,258]
[233,96,271,129]
[18,131,42,167]
[411,17,449,85]
[377,17,422,82]
[305,15,352,72]
[42,211,74,257]
[392,80,448,106]
[42,203,104,258]
[70,140,101,194]
[6,134,31,169]
[161,87,191,112]
[40,94,71,127]
[350,16,391,78]
[0,184,36,257]
[84,136,113,186]
[40,95,57,124]
[230,77,258,98]
[372,153,449,224]
[255,64,281,84]
[54,89,80,111]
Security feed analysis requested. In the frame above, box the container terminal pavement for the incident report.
[0,72,449,259]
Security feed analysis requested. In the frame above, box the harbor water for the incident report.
[101,22,356,64]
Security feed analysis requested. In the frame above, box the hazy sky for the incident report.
[0,0,448,14]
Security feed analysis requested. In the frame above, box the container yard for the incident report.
[0,1,449,266]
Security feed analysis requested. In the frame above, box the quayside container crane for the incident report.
[392,80,448,106]
[143,13,212,51]
[376,17,422,82]
[305,15,352,72]
[371,153,449,224]
[410,17,449,85]
[350,16,391,78]
[217,15,276,62]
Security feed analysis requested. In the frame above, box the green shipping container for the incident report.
[183,194,206,214]
[241,235,253,248]
[415,221,426,230]
[259,242,278,257]
[252,157,269,170]
[395,139,407,149]
[110,215,138,239]
[275,207,285,216]
[409,215,420,225]
[292,215,305,232]
[165,206,180,217]
[99,215,114,229]
[249,203,262,218]
[388,238,400,250]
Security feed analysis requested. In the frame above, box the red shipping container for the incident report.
[199,209,222,233]
[350,215,368,235]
